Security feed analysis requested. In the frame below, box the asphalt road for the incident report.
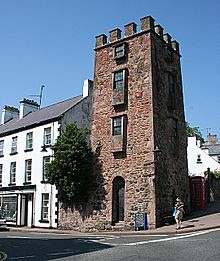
[0,229,219,260]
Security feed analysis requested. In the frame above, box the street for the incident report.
[0,229,220,260]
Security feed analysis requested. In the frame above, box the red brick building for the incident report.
[59,16,190,231]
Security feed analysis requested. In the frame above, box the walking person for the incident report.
[174,197,184,229]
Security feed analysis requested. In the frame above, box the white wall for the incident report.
[187,137,220,176]
[0,121,59,228]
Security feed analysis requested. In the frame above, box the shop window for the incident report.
[11,136,18,154]
[41,193,49,221]
[42,156,51,182]
[26,132,33,150]
[0,140,4,157]
[43,127,51,146]
[24,159,32,183]
[0,196,17,222]
[10,162,16,185]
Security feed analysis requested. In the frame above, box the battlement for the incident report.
[95,15,180,54]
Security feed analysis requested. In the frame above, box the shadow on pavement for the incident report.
[0,237,113,260]
[185,200,220,220]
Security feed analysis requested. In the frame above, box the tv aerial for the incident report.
[30,85,45,108]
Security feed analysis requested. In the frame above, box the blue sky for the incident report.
[0,0,219,139]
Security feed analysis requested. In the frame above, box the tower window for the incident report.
[114,44,125,59]
[113,70,124,89]
[112,116,122,136]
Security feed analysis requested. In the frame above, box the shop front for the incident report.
[0,185,36,227]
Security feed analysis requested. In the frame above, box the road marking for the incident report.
[48,251,75,256]
[123,230,212,246]
[10,256,35,260]
[7,236,31,239]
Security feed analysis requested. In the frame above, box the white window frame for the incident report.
[10,162,16,185]
[26,132,33,150]
[25,159,32,183]
[11,136,18,154]
[0,140,4,156]
[42,156,51,181]
[41,193,49,220]
[0,164,2,187]
[43,127,51,146]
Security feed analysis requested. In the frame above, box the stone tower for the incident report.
[91,15,190,230]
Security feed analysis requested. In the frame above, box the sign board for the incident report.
[134,212,147,231]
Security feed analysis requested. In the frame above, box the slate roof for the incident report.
[201,144,220,156]
[0,95,83,137]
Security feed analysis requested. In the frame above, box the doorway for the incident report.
[112,176,125,224]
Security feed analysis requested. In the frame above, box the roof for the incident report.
[0,95,83,137]
[201,144,220,156]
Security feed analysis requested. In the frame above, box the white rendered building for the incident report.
[0,80,92,228]
[187,136,220,177]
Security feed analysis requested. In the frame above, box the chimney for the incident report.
[124,22,137,37]
[83,79,93,98]
[207,134,218,144]
[19,99,39,119]
[109,28,121,42]
[140,16,155,31]
[1,106,19,124]
[95,34,107,48]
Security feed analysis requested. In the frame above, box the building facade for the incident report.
[188,136,220,176]
[0,80,92,228]
[59,16,190,231]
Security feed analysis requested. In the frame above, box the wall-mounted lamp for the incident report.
[143,146,162,167]
[41,144,48,152]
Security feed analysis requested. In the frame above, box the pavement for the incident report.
[6,200,220,236]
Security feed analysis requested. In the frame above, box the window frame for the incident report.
[0,140,4,157]
[25,159,32,183]
[42,156,51,182]
[10,162,16,185]
[113,70,126,90]
[26,132,33,150]
[41,193,49,221]
[43,127,51,146]
[0,164,2,187]
[114,43,126,59]
[112,116,123,136]
[11,136,18,154]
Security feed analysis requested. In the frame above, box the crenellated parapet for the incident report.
[95,15,180,55]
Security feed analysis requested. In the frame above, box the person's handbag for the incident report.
[172,207,176,217]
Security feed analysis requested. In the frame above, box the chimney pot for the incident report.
[140,16,155,31]
[124,22,137,37]
[1,105,19,124]
[19,99,39,119]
